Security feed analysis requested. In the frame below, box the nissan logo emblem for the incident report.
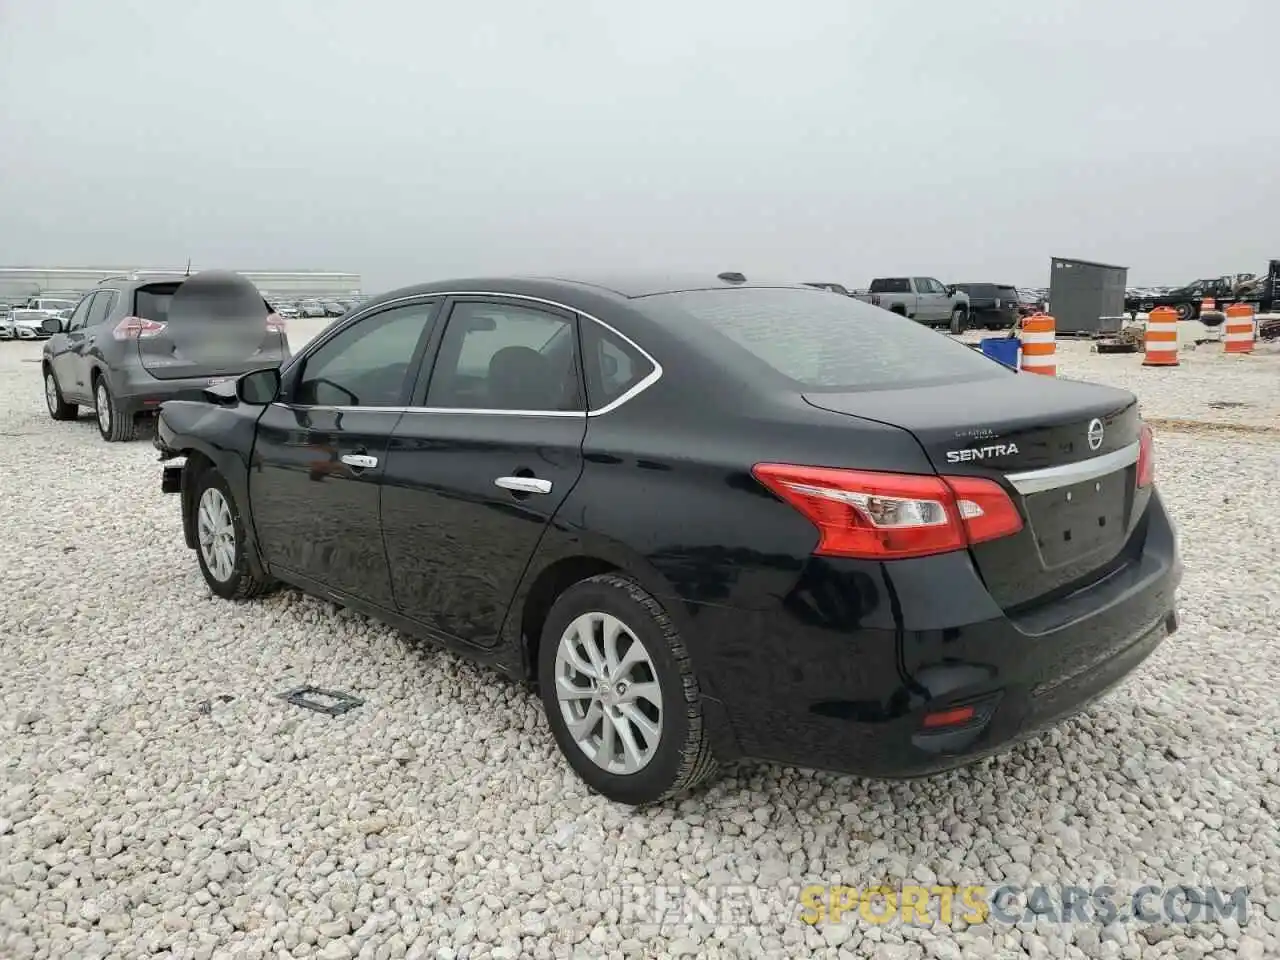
[1087,418,1104,451]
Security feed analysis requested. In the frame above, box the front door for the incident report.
[381,297,587,648]
[50,294,96,400]
[914,277,944,323]
[249,298,441,608]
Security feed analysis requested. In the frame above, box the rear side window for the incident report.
[581,322,655,410]
[869,278,910,294]
[995,286,1018,298]
[652,288,1009,391]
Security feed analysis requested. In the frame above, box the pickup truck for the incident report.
[853,277,971,333]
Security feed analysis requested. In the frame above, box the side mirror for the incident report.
[236,367,281,405]
[945,285,957,297]
[41,317,63,335]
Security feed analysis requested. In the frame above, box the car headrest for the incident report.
[487,345,557,409]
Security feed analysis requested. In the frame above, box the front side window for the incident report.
[426,301,582,412]
[65,295,95,331]
[293,301,438,407]
[86,290,118,327]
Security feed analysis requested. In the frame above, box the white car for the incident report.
[10,309,57,340]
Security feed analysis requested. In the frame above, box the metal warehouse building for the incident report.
[0,266,362,303]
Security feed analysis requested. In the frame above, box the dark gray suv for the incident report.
[41,274,292,441]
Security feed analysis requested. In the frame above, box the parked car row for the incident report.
[267,296,364,320]
[34,268,1180,807]
[3,291,364,341]
[803,277,1050,333]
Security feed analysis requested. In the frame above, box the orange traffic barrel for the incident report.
[1019,313,1056,376]
[1143,306,1180,366]
[1224,303,1256,354]
[1201,296,1217,312]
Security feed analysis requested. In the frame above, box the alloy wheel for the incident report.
[553,611,663,775]
[96,383,111,433]
[197,487,236,583]
[45,373,58,414]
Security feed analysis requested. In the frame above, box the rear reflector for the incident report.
[113,316,167,341]
[751,463,1024,560]
[1136,423,1154,488]
[922,705,976,728]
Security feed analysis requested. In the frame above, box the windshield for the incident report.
[649,287,1010,391]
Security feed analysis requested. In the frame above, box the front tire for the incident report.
[94,377,137,442]
[44,367,78,421]
[950,307,968,335]
[192,467,277,601]
[537,573,719,805]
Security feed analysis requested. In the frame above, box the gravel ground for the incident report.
[2,329,1278,960]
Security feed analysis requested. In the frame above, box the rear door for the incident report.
[249,298,441,607]
[380,296,587,648]
[74,288,119,394]
[133,280,288,381]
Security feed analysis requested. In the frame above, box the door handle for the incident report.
[341,454,378,469]
[495,476,552,495]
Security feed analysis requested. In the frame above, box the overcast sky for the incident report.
[1,1,1275,292]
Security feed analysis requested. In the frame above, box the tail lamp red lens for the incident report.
[113,316,167,341]
[922,705,976,729]
[1136,423,1154,488]
[751,463,1024,560]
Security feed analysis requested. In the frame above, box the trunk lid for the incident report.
[804,374,1146,609]
[134,275,289,381]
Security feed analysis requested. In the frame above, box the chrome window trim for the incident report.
[286,290,662,418]
[1004,441,1140,495]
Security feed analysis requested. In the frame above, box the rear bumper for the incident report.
[683,491,1182,778]
[113,359,287,418]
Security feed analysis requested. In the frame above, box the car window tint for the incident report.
[869,278,910,294]
[294,301,438,407]
[66,295,95,331]
[654,287,1009,391]
[426,301,582,411]
[86,290,117,327]
[581,322,654,410]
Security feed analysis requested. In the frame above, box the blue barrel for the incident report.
[980,337,1020,370]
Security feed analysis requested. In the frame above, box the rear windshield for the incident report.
[869,278,910,293]
[649,287,1010,391]
[955,283,995,297]
[134,281,273,323]
[134,283,182,323]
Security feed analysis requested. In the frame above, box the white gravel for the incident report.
[2,328,1278,960]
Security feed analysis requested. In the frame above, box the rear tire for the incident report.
[192,466,277,601]
[1174,302,1195,322]
[44,367,78,421]
[94,376,138,442]
[537,573,720,805]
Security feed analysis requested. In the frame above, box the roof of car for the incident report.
[369,272,812,304]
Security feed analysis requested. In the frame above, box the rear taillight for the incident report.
[1137,423,1155,488]
[265,313,287,333]
[752,464,1024,560]
[113,316,167,340]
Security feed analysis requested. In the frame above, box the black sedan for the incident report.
[154,273,1182,805]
